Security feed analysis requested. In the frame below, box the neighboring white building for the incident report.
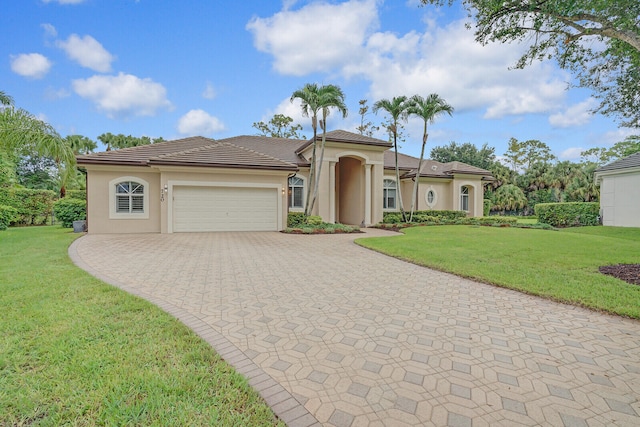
[595,152,640,227]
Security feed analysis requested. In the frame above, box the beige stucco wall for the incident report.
[85,166,161,234]
[416,180,453,211]
[84,165,290,234]
[598,170,640,227]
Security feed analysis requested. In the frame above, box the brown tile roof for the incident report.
[384,151,492,178]
[219,135,309,166]
[77,136,298,171]
[295,129,392,154]
[596,152,640,172]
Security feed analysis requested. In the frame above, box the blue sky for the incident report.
[2,0,634,160]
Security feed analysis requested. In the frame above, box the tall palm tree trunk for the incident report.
[410,123,428,222]
[393,132,406,222]
[304,119,317,216]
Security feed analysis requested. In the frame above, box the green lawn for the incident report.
[357,225,640,319]
[0,226,283,426]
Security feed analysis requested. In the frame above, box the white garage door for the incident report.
[173,186,278,232]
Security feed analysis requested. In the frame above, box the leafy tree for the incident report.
[564,163,599,202]
[504,138,555,172]
[407,93,454,221]
[580,135,640,165]
[430,141,496,170]
[356,99,379,137]
[493,184,527,213]
[488,162,515,190]
[0,90,13,106]
[97,133,158,151]
[16,155,57,191]
[252,114,303,139]
[374,96,412,222]
[290,83,348,216]
[0,150,17,188]
[420,0,640,127]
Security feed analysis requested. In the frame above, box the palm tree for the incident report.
[407,94,453,221]
[0,90,14,106]
[493,184,527,214]
[291,83,347,216]
[373,96,411,222]
[65,135,97,155]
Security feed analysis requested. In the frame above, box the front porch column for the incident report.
[329,161,336,223]
[364,163,372,226]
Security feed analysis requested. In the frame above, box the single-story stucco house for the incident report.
[595,152,640,227]
[76,130,493,233]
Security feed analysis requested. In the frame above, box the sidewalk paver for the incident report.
[69,230,640,426]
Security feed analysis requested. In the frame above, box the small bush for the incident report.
[54,198,86,228]
[306,215,323,226]
[383,210,467,224]
[287,212,306,228]
[0,205,18,230]
[535,202,599,227]
[483,199,491,217]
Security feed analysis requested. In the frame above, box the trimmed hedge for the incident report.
[535,202,599,227]
[0,188,56,225]
[0,205,18,230]
[66,189,87,200]
[54,198,87,228]
[383,210,467,224]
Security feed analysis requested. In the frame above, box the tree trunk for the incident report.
[304,118,318,216]
[393,131,406,222]
[410,123,428,222]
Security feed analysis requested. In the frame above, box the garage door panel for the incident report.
[173,186,278,232]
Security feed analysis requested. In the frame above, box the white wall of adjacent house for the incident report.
[599,171,640,227]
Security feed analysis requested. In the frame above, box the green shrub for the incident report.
[0,188,56,225]
[0,205,18,230]
[469,217,517,226]
[535,202,599,227]
[54,198,86,228]
[287,212,306,228]
[383,210,467,224]
[66,189,87,200]
[306,215,323,226]
[483,199,491,217]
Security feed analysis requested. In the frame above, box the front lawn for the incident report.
[0,226,283,426]
[357,226,640,319]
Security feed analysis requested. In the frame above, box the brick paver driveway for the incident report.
[70,230,640,427]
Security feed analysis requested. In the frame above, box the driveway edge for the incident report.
[68,236,320,427]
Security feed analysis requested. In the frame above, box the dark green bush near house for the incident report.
[0,188,56,225]
[535,202,599,227]
[66,190,87,200]
[287,212,306,227]
[0,205,18,230]
[54,198,86,228]
[383,210,467,224]
[483,199,491,216]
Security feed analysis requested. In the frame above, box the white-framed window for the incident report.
[425,187,437,208]
[109,176,150,219]
[460,185,469,211]
[383,179,397,210]
[116,181,144,213]
[288,175,305,210]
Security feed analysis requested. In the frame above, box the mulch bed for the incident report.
[599,264,640,286]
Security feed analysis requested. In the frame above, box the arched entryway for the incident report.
[336,156,365,225]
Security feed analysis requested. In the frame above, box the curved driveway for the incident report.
[70,230,640,427]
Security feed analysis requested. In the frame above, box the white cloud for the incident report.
[559,147,584,161]
[549,98,597,128]
[202,82,217,99]
[41,23,57,38]
[56,34,115,72]
[72,72,172,118]
[177,109,225,135]
[247,0,378,76]
[248,4,569,120]
[45,86,71,100]
[10,53,52,79]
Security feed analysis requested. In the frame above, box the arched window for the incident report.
[116,181,145,213]
[460,185,469,211]
[383,179,397,210]
[109,176,149,219]
[288,176,305,209]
